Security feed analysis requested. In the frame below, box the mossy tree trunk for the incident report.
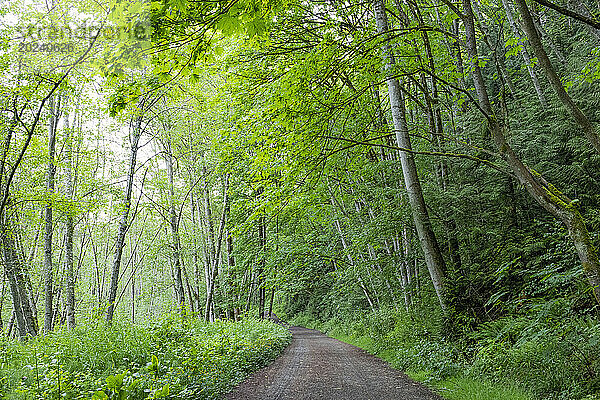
[463,0,600,304]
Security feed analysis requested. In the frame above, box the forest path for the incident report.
[224,326,443,400]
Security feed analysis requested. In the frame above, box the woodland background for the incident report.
[1,0,600,398]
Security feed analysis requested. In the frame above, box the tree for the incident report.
[43,94,59,333]
[373,0,448,312]
[106,88,162,323]
[461,0,600,304]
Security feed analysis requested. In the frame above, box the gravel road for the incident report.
[224,326,444,400]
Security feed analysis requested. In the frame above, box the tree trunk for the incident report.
[451,19,468,92]
[513,0,600,154]
[182,264,196,314]
[204,173,229,322]
[268,288,275,318]
[1,220,38,337]
[106,116,142,323]
[131,271,135,323]
[257,208,267,319]
[52,284,62,328]
[202,163,217,322]
[463,0,600,304]
[190,197,203,314]
[64,101,76,329]
[43,95,58,333]
[373,0,448,313]
[165,141,186,312]
[6,310,15,338]
[225,203,237,319]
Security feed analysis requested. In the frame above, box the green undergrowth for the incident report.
[0,316,291,400]
[289,301,600,400]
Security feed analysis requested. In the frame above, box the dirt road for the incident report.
[224,326,443,400]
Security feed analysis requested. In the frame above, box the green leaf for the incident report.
[105,375,117,389]
[105,373,124,390]
[189,73,200,84]
[246,18,266,37]
[158,383,170,397]
[92,390,109,400]
[217,15,240,35]
[171,0,187,10]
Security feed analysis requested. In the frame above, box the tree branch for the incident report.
[531,0,600,29]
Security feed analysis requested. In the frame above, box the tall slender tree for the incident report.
[43,95,59,333]
[372,0,448,312]
[106,110,143,323]
[63,98,76,329]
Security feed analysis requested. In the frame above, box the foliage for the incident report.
[2,0,600,399]
[0,318,290,400]
[469,302,600,400]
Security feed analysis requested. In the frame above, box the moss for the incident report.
[527,168,600,303]
[529,168,570,208]
[569,209,597,252]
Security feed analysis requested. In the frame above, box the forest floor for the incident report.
[224,326,443,400]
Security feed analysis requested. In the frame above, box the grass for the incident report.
[431,377,532,400]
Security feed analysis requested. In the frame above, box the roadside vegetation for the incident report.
[0,318,290,399]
